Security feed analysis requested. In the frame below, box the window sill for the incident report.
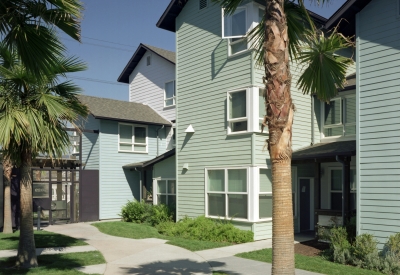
[118,150,148,154]
[207,215,250,222]
[226,131,252,136]
[320,135,356,143]
[163,105,176,110]
[228,48,252,59]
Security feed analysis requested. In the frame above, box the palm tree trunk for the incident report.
[16,150,37,268]
[264,0,295,274]
[2,156,13,234]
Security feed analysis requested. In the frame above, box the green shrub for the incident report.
[148,204,173,226]
[120,200,173,225]
[157,216,253,244]
[120,200,151,223]
[383,233,400,257]
[352,234,379,264]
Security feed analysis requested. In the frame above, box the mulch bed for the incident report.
[294,239,330,257]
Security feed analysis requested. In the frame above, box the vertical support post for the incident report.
[343,157,350,225]
[79,131,82,222]
[314,161,321,234]
[37,206,41,231]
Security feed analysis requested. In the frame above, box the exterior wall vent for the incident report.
[199,0,208,10]
[146,56,151,66]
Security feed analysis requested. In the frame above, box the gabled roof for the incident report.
[157,0,327,32]
[123,148,176,170]
[325,0,372,37]
[117,43,176,84]
[78,95,171,126]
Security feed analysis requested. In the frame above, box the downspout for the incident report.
[156,125,165,157]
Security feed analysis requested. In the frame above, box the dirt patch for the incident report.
[294,239,330,257]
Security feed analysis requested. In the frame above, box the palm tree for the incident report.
[1,153,13,234]
[0,44,89,268]
[212,0,353,274]
[0,0,83,78]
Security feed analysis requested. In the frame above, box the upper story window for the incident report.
[322,92,356,139]
[226,87,267,135]
[119,123,148,153]
[228,90,247,133]
[222,2,264,56]
[164,80,176,107]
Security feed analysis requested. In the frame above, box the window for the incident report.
[199,0,208,10]
[227,90,247,133]
[259,88,266,131]
[223,3,265,55]
[119,124,147,153]
[330,168,357,211]
[259,169,272,219]
[146,56,151,66]
[157,179,176,209]
[323,93,356,138]
[164,80,176,107]
[207,168,248,219]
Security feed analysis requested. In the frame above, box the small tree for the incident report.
[0,44,89,267]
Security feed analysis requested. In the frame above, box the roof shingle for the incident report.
[78,95,171,126]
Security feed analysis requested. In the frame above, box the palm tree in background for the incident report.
[0,44,89,268]
[212,0,353,274]
[0,0,83,78]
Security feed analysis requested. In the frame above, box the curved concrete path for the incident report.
[44,222,322,275]
[44,222,211,275]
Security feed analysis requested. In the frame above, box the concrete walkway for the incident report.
[40,222,321,275]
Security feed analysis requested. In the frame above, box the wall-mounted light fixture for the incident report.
[183,163,189,170]
[185,124,195,133]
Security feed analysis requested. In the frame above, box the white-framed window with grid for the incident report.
[259,168,272,219]
[227,89,248,134]
[322,92,356,139]
[118,123,148,153]
[164,80,176,107]
[155,179,176,209]
[206,167,248,220]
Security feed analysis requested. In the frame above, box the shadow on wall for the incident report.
[211,39,228,79]
[83,132,98,169]
[124,168,141,200]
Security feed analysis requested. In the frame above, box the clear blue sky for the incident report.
[63,0,347,101]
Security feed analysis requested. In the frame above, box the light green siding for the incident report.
[153,155,176,179]
[357,0,400,247]
[176,0,253,220]
[254,221,272,240]
[98,120,166,219]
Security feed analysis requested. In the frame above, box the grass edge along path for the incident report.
[92,221,234,251]
[0,230,88,251]
[236,248,383,275]
[0,251,105,275]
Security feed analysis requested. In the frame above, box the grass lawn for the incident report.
[0,251,105,275]
[93,221,233,251]
[0,230,88,250]
[236,248,383,275]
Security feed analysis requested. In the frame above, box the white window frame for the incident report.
[258,167,273,221]
[164,80,176,107]
[223,3,265,56]
[227,86,267,135]
[153,178,176,206]
[205,167,250,221]
[321,91,356,141]
[118,123,148,154]
[328,167,357,211]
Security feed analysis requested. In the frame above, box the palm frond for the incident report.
[296,28,354,102]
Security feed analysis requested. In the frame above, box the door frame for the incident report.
[298,177,314,231]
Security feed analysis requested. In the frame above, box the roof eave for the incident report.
[92,115,171,127]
